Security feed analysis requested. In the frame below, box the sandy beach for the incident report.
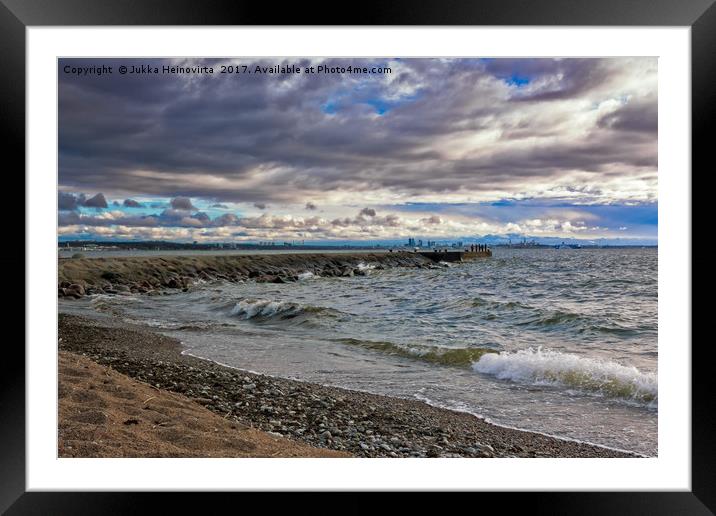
[59,349,347,458]
[58,313,636,458]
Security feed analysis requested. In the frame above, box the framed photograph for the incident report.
[4,0,709,511]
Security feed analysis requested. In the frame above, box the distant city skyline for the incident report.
[58,57,658,244]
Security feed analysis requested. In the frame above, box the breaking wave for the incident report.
[229,298,342,325]
[472,347,657,405]
[335,338,496,367]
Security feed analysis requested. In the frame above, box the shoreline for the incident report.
[58,313,637,458]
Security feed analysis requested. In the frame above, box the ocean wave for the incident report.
[335,338,496,367]
[296,271,316,280]
[472,347,657,405]
[472,297,530,311]
[229,298,342,325]
[471,297,636,335]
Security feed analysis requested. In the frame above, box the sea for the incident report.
[60,247,658,456]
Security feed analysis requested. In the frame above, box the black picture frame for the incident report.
[2,0,709,512]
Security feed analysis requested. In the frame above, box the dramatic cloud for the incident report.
[83,193,108,208]
[57,57,658,242]
[59,192,85,211]
[61,201,648,245]
[170,197,196,211]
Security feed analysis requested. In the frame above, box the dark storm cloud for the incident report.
[170,197,196,210]
[58,57,657,205]
[83,193,108,208]
[598,99,658,133]
[59,192,85,210]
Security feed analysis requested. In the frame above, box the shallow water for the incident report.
[62,247,658,456]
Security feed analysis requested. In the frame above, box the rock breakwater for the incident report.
[58,252,431,298]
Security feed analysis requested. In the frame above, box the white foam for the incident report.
[472,347,657,405]
[230,299,295,319]
[356,262,376,271]
[297,271,315,280]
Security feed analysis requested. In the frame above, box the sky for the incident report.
[58,57,658,244]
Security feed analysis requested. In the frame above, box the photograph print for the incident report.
[57,57,657,459]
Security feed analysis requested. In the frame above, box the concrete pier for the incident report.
[417,249,492,262]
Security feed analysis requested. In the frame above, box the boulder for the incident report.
[100,271,122,282]
[67,283,85,296]
[166,277,183,289]
[256,275,285,284]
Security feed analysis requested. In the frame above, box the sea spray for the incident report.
[473,347,657,405]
